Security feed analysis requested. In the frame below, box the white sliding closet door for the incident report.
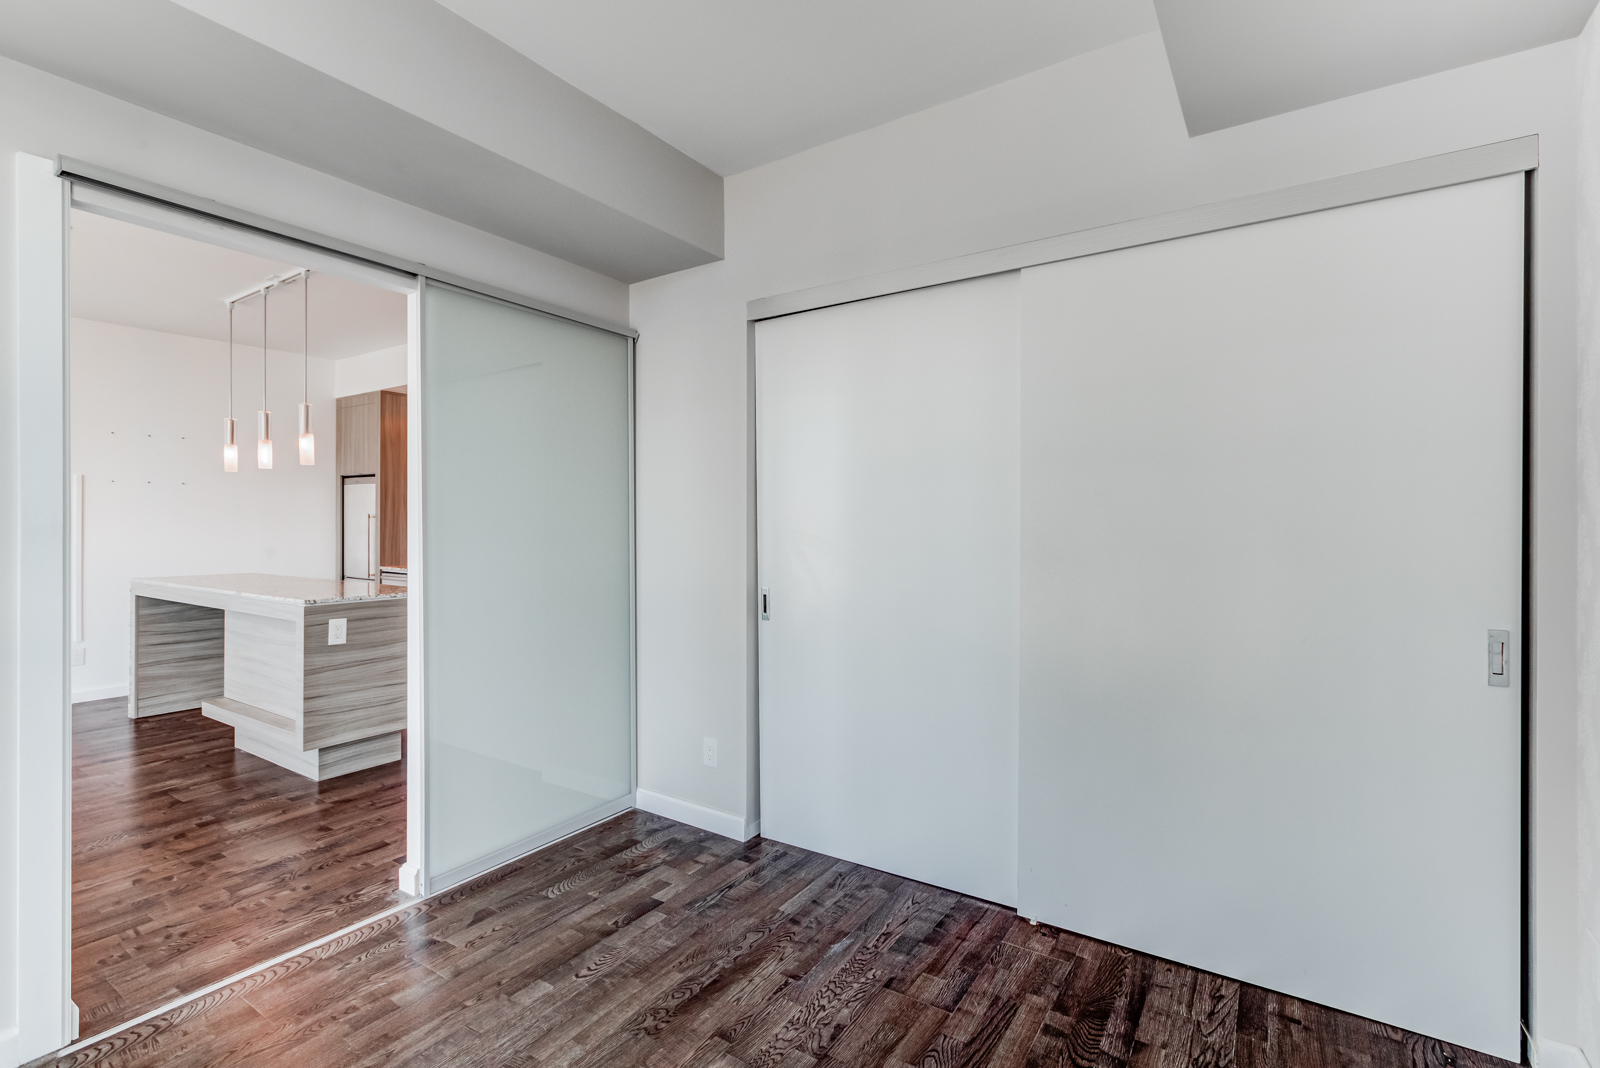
[757,273,1020,905]
[1017,175,1524,1058]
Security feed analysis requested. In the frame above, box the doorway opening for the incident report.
[67,206,411,1034]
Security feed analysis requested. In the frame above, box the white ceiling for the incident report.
[70,210,408,359]
[433,0,1160,176]
[435,0,1599,171]
[1148,0,1594,135]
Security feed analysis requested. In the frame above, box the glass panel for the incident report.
[422,283,632,882]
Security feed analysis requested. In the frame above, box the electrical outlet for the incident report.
[71,646,86,667]
[702,737,718,768]
[328,618,347,645]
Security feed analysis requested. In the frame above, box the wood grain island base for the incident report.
[129,574,406,781]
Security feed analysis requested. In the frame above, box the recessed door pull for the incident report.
[760,588,770,621]
[1487,629,1509,687]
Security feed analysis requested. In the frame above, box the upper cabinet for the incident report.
[337,393,380,477]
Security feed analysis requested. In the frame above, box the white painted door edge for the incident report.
[747,134,1538,322]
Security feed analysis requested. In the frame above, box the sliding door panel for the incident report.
[422,283,632,886]
[1017,176,1523,1057]
[757,272,1020,906]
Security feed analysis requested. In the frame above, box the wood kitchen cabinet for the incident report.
[337,389,407,573]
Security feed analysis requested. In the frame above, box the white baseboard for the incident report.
[71,683,128,704]
[0,1025,20,1068]
[1539,1040,1594,1068]
[635,788,760,842]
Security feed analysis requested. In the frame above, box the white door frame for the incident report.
[13,149,74,1065]
[10,152,639,1062]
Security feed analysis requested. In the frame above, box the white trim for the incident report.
[13,151,72,1064]
[403,284,426,896]
[747,135,1539,322]
[636,788,760,842]
[70,684,128,704]
[629,335,639,821]
[1538,1041,1594,1068]
[429,794,639,891]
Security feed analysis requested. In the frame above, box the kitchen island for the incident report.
[129,574,407,780]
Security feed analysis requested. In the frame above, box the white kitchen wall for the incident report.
[0,51,630,1060]
[335,343,407,398]
[630,28,1582,1051]
[69,317,337,699]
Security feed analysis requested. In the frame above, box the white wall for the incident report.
[1572,8,1600,1068]
[69,318,337,699]
[0,52,628,1063]
[334,343,407,397]
[630,29,1583,1050]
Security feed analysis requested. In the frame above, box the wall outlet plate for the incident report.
[71,646,86,666]
[702,737,718,768]
[329,618,348,645]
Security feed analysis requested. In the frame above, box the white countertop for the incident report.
[135,573,407,605]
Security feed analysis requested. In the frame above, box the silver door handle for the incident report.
[1488,629,1509,686]
[367,514,377,580]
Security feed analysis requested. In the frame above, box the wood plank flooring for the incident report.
[48,808,1514,1068]
[71,697,405,1033]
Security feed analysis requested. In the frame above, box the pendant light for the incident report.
[298,271,315,465]
[257,285,273,470]
[222,301,238,472]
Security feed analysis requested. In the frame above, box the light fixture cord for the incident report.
[303,271,309,404]
[262,284,269,410]
[227,301,234,418]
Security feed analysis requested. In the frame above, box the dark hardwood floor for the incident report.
[71,697,405,1033]
[49,807,1512,1068]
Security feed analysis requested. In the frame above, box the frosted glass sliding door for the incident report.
[1017,176,1524,1058]
[422,282,633,886]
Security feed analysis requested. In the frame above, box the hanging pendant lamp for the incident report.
[257,285,273,469]
[223,301,238,472]
[298,271,315,465]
